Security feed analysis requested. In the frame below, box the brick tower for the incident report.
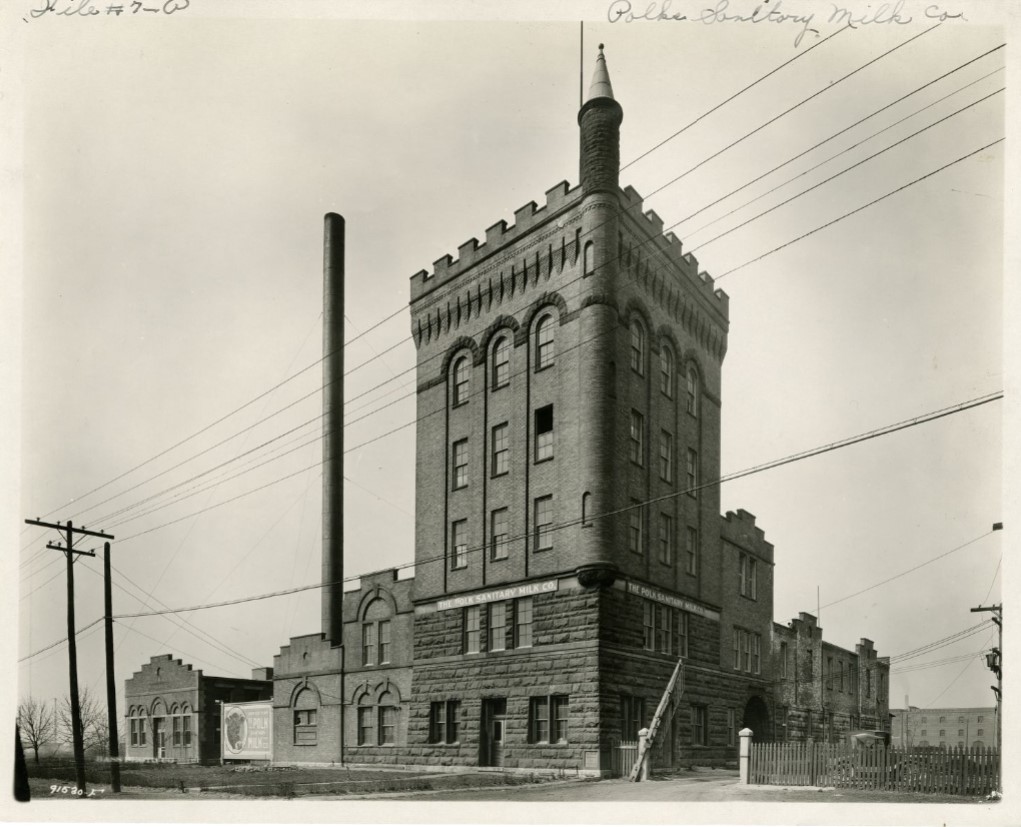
[402,46,777,773]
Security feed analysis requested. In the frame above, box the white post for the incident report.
[637,728,650,781]
[739,727,753,784]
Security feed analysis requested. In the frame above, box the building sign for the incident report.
[437,579,558,611]
[627,581,720,621]
[221,701,273,761]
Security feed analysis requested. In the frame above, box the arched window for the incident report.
[660,343,675,397]
[293,687,319,746]
[492,336,510,389]
[629,319,646,375]
[170,703,181,747]
[356,691,373,746]
[362,597,392,667]
[452,356,470,406]
[180,703,192,748]
[686,367,699,417]
[581,492,592,527]
[377,690,399,746]
[535,315,555,370]
[582,241,595,276]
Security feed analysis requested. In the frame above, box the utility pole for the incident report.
[103,541,121,792]
[971,602,1002,756]
[25,518,114,796]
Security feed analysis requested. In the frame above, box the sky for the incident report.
[3,0,1014,760]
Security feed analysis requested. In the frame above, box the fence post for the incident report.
[739,728,753,784]
[637,728,650,782]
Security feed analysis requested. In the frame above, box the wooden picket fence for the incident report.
[749,742,999,796]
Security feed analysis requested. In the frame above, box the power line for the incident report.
[671,45,1004,236]
[923,632,996,708]
[716,137,1003,279]
[691,88,1004,252]
[889,620,993,662]
[21,27,957,546]
[620,23,850,170]
[18,618,104,664]
[106,390,1001,616]
[636,22,942,204]
[820,531,996,611]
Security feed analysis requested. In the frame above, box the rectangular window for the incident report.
[658,513,673,565]
[378,706,397,745]
[491,423,509,476]
[130,719,138,747]
[172,716,181,747]
[448,700,461,743]
[535,405,553,462]
[733,629,742,670]
[691,705,707,746]
[752,633,761,674]
[489,601,507,652]
[686,448,698,497]
[429,701,447,744]
[139,719,146,747]
[685,526,697,575]
[490,507,509,561]
[628,501,644,555]
[826,656,833,689]
[656,604,672,654]
[727,709,737,747]
[294,709,317,745]
[743,630,752,672]
[451,519,468,569]
[515,596,533,648]
[530,696,549,743]
[534,495,553,551]
[357,707,373,746]
[674,610,689,658]
[378,619,391,664]
[739,554,757,599]
[552,696,569,744]
[780,642,788,679]
[630,411,644,465]
[183,714,192,748]
[659,431,673,482]
[452,438,468,489]
[643,600,655,651]
[464,605,481,654]
[530,695,569,744]
[362,622,377,666]
[866,668,871,698]
[621,695,646,740]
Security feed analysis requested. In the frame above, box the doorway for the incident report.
[480,698,507,767]
[152,717,166,759]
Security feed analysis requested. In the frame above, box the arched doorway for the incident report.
[742,696,771,742]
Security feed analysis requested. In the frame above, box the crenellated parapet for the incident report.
[409,180,583,305]
[721,509,774,563]
[618,184,729,318]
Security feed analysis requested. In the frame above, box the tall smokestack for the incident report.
[322,213,344,644]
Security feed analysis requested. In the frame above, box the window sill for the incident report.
[491,471,509,479]
[535,363,554,374]
[534,455,554,464]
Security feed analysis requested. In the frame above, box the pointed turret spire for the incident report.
[586,43,615,103]
[578,44,623,194]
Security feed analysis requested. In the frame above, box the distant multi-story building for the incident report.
[889,706,996,749]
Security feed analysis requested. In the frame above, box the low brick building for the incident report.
[270,569,414,765]
[124,655,272,764]
[771,613,891,742]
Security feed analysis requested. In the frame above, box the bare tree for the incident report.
[57,687,109,758]
[17,696,55,764]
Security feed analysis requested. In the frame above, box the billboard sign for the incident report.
[221,701,273,761]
